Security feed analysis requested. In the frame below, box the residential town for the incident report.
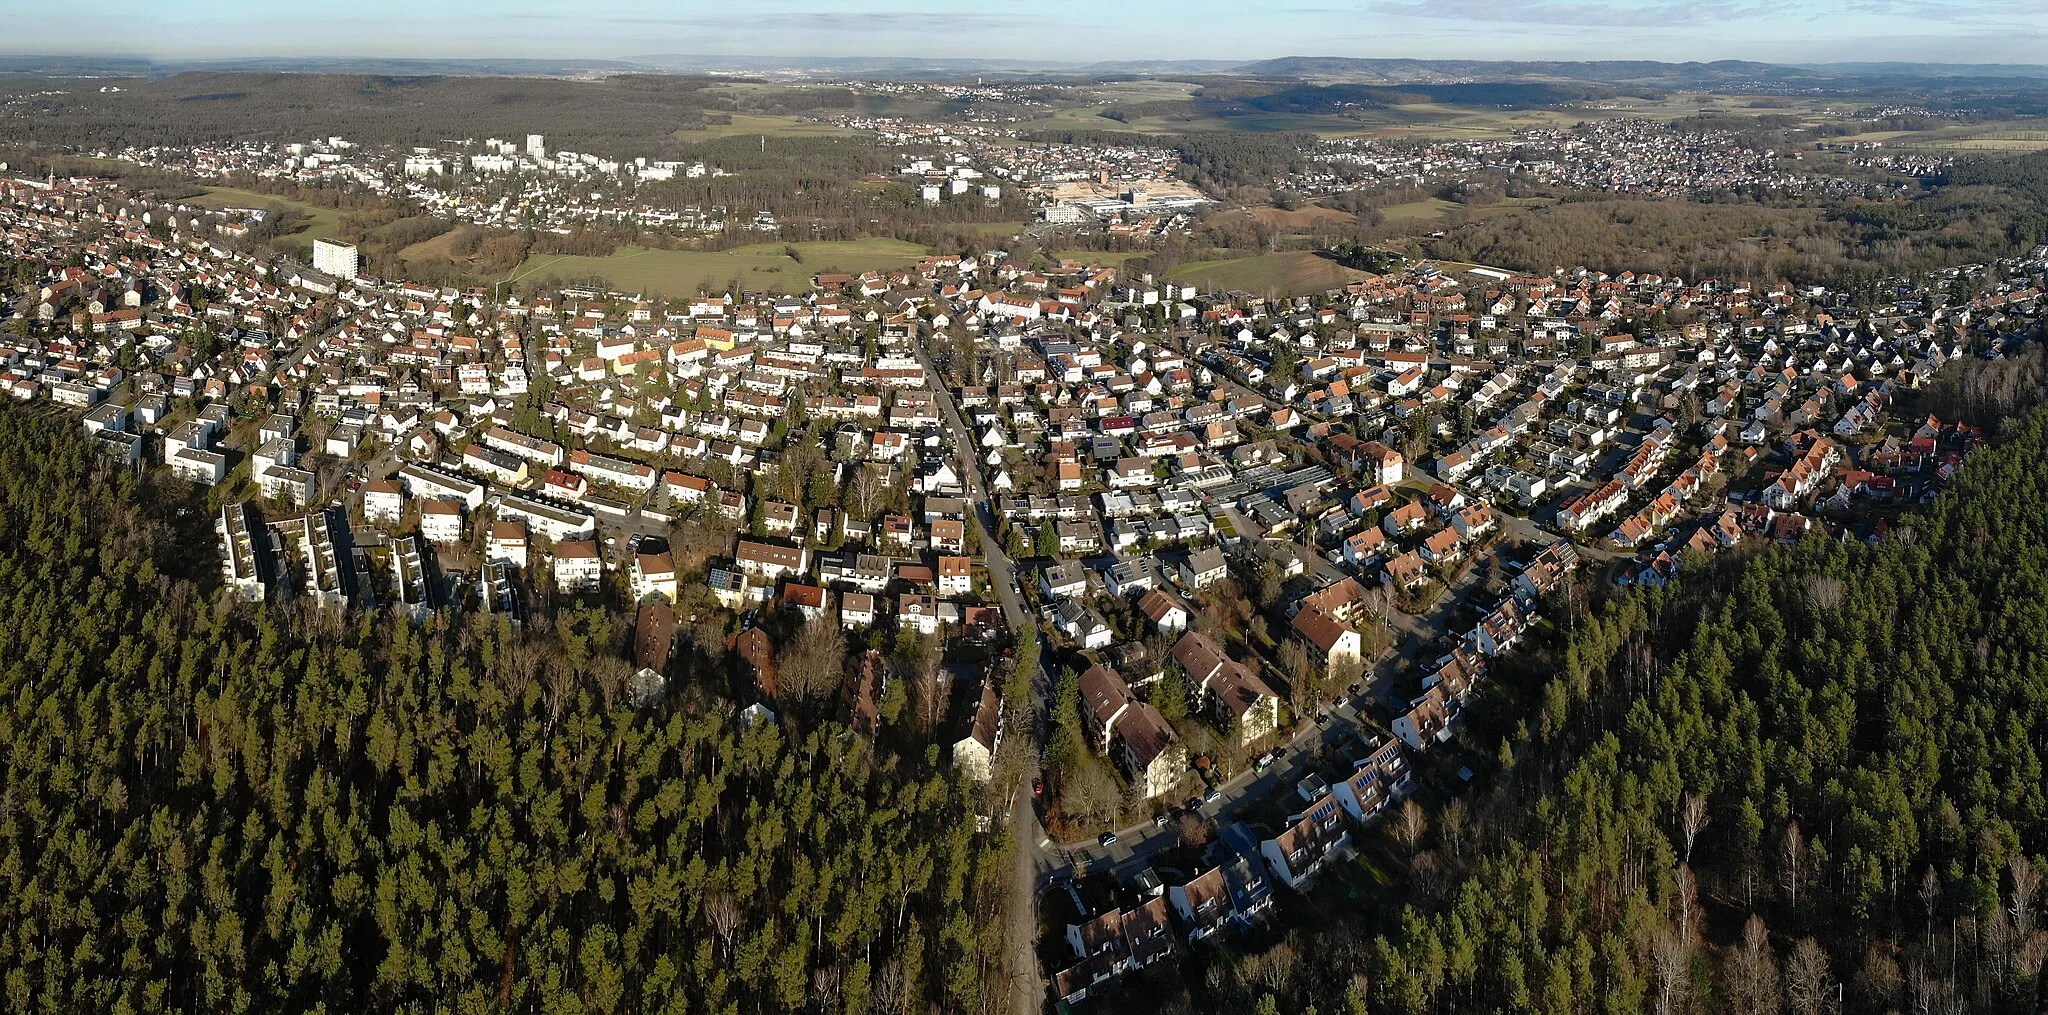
[0,157,2036,1009]
[1294,117,1901,199]
[53,107,1958,252]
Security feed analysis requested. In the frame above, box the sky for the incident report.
[8,0,2048,66]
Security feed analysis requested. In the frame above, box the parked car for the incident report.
[1098,831,1118,847]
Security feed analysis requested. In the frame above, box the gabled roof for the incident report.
[1117,700,1177,768]
[1290,605,1355,654]
[1137,588,1187,623]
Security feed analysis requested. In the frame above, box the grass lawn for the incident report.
[1167,250,1369,296]
[1050,249,1147,264]
[511,238,928,297]
[186,187,344,242]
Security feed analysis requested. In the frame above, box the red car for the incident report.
[1032,777,1044,799]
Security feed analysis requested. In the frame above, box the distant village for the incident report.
[1,154,2038,1008]
[69,108,1950,248]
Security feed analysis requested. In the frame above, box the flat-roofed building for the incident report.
[496,494,596,542]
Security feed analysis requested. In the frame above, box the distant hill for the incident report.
[1231,56,2048,89]
[1228,80,1624,113]
[1,52,2045,87]
[0,72,735,156]
[0,54,656,79]
[631,54,1245,78]
[1228,57,1824,87]
[1804,61,2048,80]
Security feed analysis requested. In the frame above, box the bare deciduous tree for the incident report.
[777,615,847,705]
[705,890,741,959]
[1723,915,1782,1015]
[1919,867,1942,946]
[1907,960,1957,1015]
[1857,944,1903,1014]
[1680,791,1710,864]
[1395,799,1427,855]
[909,642,947,734]
[810,964,841,1014]
[1651,930,1691,1015]
[1060,759,1122,831]
[587,653,630,710]
[849,463,883,520]
[1784,937,1836,1015]
[1410,850,1450,904]
[2010,855,2041,942]
[1782,823,1808,910]
[1439,799,1469,861]
[1674,863,1700,944]
[872,954,906,1015]
[541,653,576,725]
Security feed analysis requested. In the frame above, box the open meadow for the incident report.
[510,238,929,296]
[1167,250,1371,295]
[675,114,869,140]
[185,186,344,241]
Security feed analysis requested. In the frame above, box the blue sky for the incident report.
[13,0,2048,65]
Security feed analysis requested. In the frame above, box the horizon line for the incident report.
[2,52,2048,72]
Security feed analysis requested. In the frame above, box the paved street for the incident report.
[914,337,1578,1013]
[910,340,1053,1015]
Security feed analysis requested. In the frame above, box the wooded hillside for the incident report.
[1181,409,2048,1015]
[0,408,998,1014]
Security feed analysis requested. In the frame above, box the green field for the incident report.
[394,225,475,265]
[511,239,929,296]
[676,114,868,140]
[1086,80,1203,103]
[186,186,344,242]
[1882,125,2048,152]
[1022,107,1402,137]
[1375,195,1550,230]
[1051,249,1148,265]
[1026,102,1598,140]
[1378,198,1465,224]
[1167,250,1370,296]
[1018,89,1895,141]
[958,221,1029,240]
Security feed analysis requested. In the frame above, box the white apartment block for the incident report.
[312,238,359,280]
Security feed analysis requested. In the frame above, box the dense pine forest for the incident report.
[1170,410,2048,1015]
[0,408,1000,1014]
